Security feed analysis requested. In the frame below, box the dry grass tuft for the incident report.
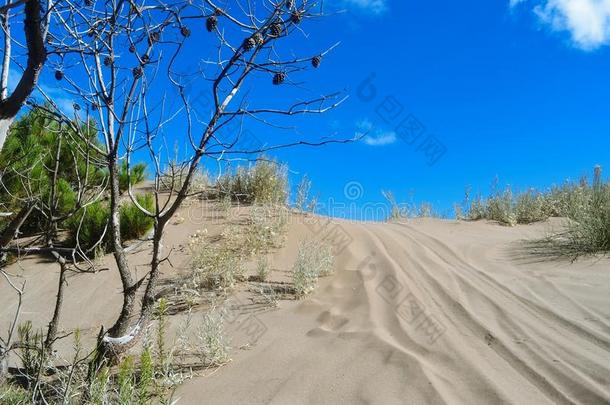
[292,239,335,298]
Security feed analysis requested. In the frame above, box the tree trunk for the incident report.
[0,349,7,384]
[0,1,11,100]
[44,256,67,349]
[141,220,165,318]
[106,156,136,337]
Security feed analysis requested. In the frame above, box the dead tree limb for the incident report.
[0,0,46,151]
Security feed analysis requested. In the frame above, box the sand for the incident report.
[1,201,609,404]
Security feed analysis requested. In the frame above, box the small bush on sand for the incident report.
[486,183,516,226]
[216,160,288,205]
[243,204,288,253]
[88,366,111,404]
[66,201,110,253]
[67,194,154,254]
[555,167,610,256]
[196,311,230,366]
[381,190,406,221]
[223,204,288,257]
[295,175,312,211]
[515,189,548,224]
[120,193,155,240]
[17,321,45,380]
[292,239,335,298]
[544,180,590,218]
[256,256,270,282]
[189,240,244,290]
[463,187,486,221]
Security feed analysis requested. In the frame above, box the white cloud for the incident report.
[512,0,610,50]
[344,0,387,15]
[356,119,397,146]
[356,118,373,132]
[363,131,397,146]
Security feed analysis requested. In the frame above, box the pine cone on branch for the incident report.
[206,16,218,32]
[273,72,286,85]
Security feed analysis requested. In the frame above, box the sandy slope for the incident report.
[1,203,609,404]
[175,216,610,405]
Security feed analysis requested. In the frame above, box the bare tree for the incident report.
[0,0,47,151]
[27,0,350,367]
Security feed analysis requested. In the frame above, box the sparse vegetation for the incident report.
[381,190,441,221]
[189,240,245,291]
[295,175,312,211]
[256,256,270,282]
[159,162,210,196]
[240,204,288,255]
[195,311,231,367]
[0,305,195,404]
[459,166,610,257]
[292,239,335,298]
[216,159,288,205]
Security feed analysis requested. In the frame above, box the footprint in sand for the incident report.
[306,310,350,337]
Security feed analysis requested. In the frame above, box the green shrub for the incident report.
[545,181,590,218]
[120,193,155,240]
[119,161,147,194]
[17,321,44,382]
[0,384,29,404]
[67,194,154,254]
[0,107,105,235]
[66,201,111,253]
[88,366,110,404]
[137,348,154,405]
[117,356,136,405]
[559,167,610,256]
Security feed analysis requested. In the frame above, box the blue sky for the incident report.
[27,0,610,220]
[266,0,610,219]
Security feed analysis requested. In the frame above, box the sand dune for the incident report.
[175,217,610,405]
[1,205,609,404]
